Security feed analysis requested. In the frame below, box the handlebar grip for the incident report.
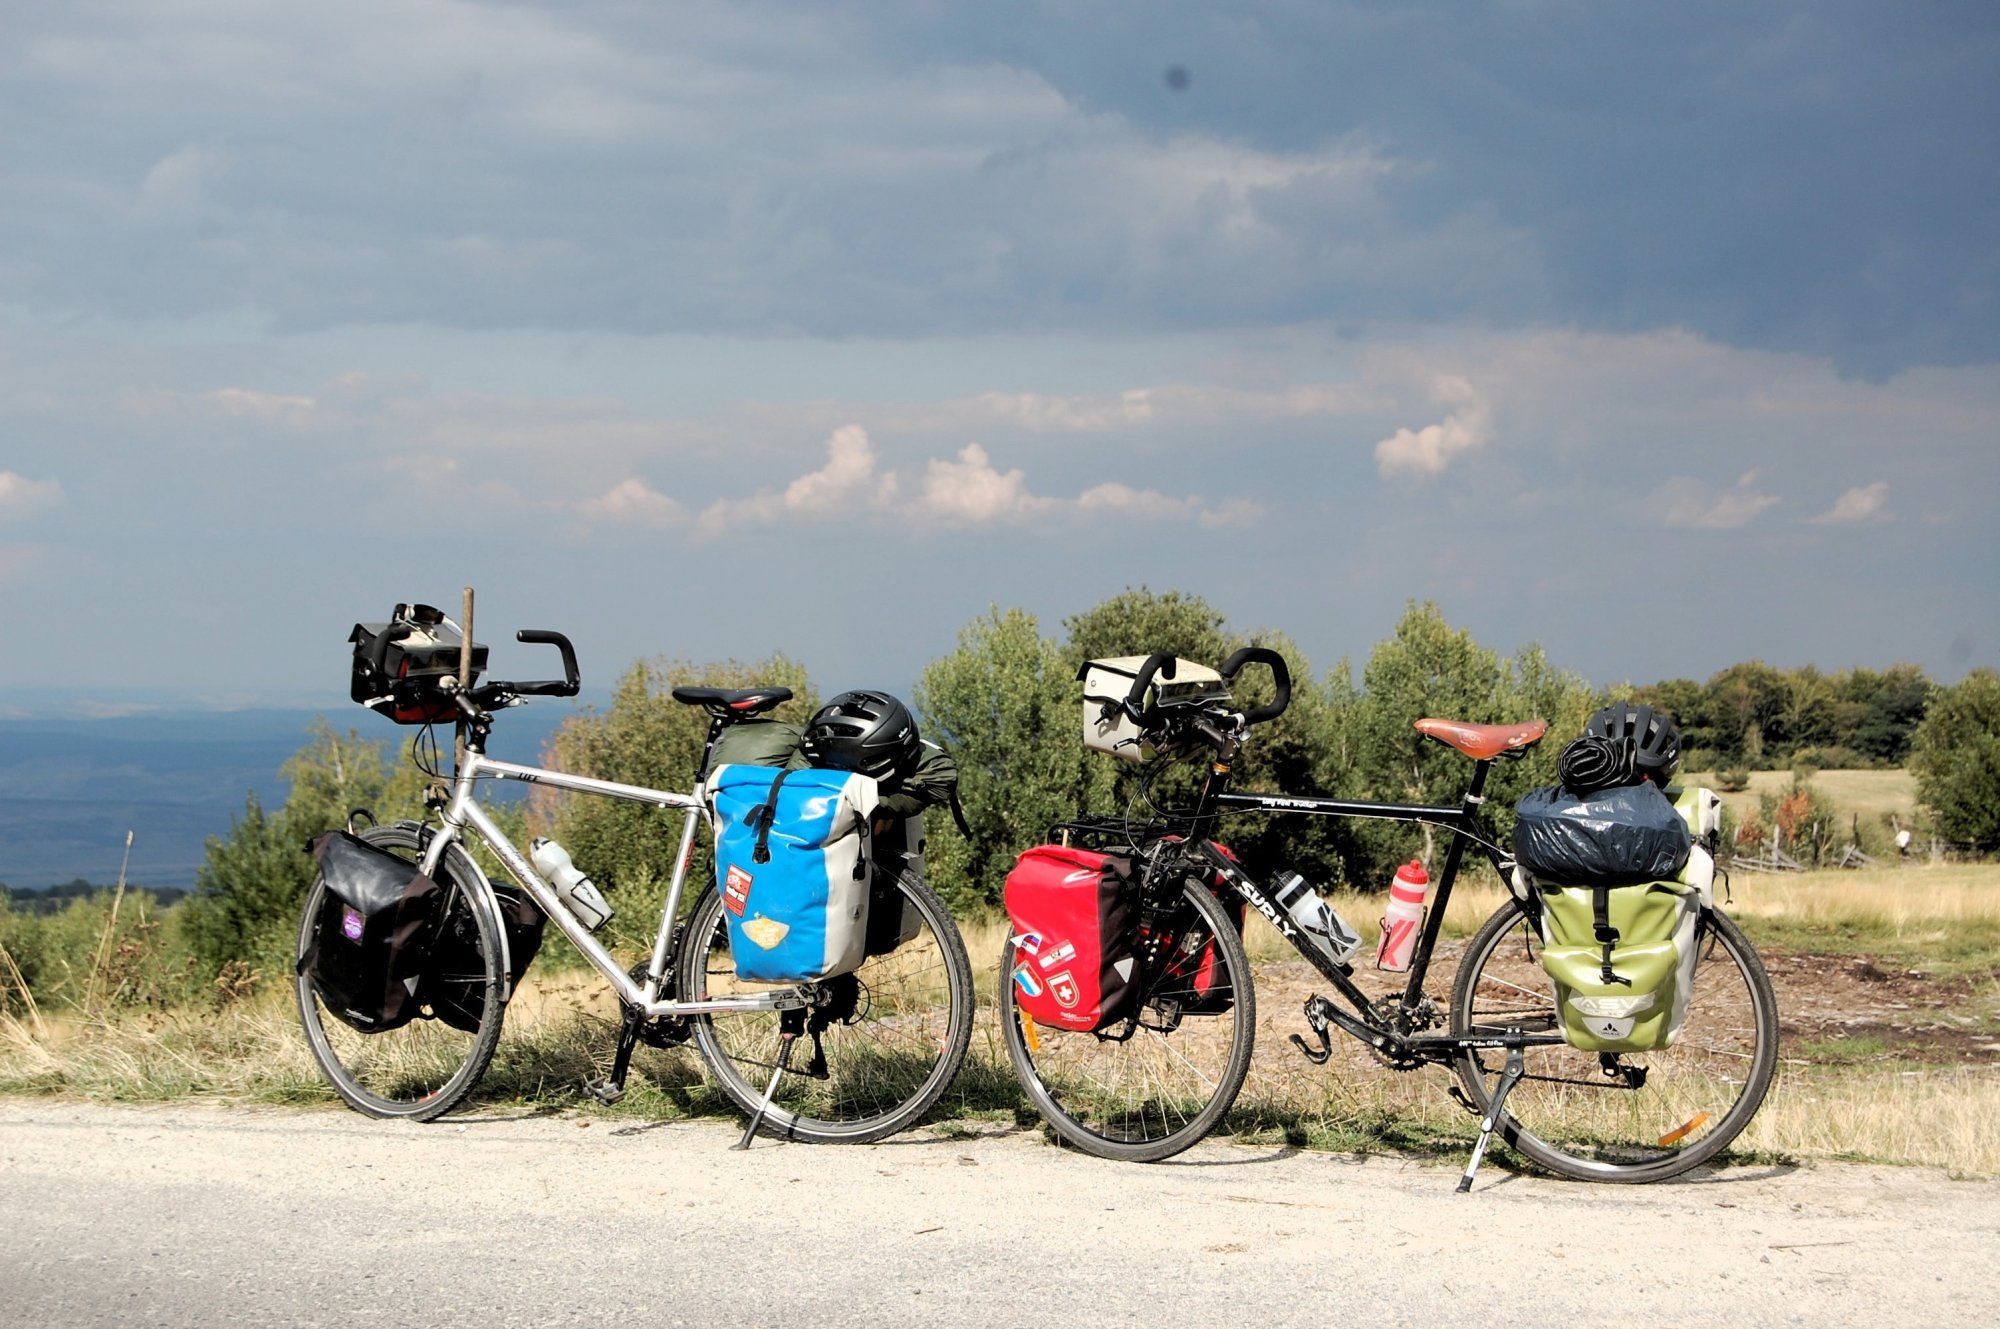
[1121,652,1180,721]
[1220,645,1291,726]
[513,629,581,696]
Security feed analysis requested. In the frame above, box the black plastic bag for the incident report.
[1513,780,1692,887]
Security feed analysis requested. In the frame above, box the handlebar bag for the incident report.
[299,831,446,1033]
[707,764,878,983]
[349,608,488,725]
[1003,845,1139,1032]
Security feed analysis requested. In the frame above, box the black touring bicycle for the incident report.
[1000,649,1779,1186]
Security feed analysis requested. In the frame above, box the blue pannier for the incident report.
[707,764,879,982]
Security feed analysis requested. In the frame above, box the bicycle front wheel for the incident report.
[677,867,974,1143]
[1001,875,1255,1163]
[1450,896,1778,1182]
[295,823,507,1120]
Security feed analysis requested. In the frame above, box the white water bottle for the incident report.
[1271,870,1362,968]
[1376,860,1429,971]
[530,837,615,932]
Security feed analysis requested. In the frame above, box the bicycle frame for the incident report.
[419,745,803,1020]
[1169,749,1566,1064]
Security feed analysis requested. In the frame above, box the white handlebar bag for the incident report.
[707,764,878,982]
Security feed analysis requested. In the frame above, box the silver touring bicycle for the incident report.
[296,603,974,1144]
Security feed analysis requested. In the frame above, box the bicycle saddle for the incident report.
[671,686,793,715]
[1413,717,1548,760]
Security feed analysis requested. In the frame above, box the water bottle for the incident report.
[1376,860,1429,972]
[1271,870,1362,968]
[530,837,615,932]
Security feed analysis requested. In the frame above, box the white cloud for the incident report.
[577,477,685,528]
[1810,481,1889,524]
[916,443,1050,525]
[135,143,228,222]
[205,387,318,428]
[1373,376,1493,478]
[690,425,1254,537]
[1655,471,1783,529]
[695,424,897,537]
[0,472,65,522]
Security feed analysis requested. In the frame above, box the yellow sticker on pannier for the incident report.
[742,916,791,950]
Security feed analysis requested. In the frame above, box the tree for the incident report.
[1909,670,2000,848]
[181,721,424,976]
[914,608,1088,912]
[542,654,817,941]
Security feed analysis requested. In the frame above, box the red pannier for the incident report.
[1003,844,1138,1032]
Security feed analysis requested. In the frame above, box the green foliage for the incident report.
[542,654,818,943]
[1909,669,2000,848]
[1338,603,1597,882]
[180,721,426,979]
[915,607,1094,913]
[1635,660,1935,769]
[0,890,200,1014]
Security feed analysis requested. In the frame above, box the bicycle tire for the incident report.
[295,824,507,1121]
[1450,895,1779,1182]
[1001,874,1255,1163]
[677,867,974,1143]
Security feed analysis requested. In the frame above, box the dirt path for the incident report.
[3,1100,1995,1328]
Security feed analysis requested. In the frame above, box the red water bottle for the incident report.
[1376,860,1429,971]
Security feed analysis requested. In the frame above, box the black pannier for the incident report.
[299,831,445,1033]
[422,881,546,1033]
[349,603,488,725]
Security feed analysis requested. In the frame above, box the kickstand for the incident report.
[732,1010,804,1151]
[1457,1044,1525,1194]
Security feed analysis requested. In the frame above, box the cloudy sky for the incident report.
[1,0,1995,711]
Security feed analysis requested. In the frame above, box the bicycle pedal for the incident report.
[584,1077,626,1106]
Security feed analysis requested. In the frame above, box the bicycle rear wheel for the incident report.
[1450,896,1778,1182]
[1001,875,1255,1163]
[295,824,507,1120]
[677,867,974,1143]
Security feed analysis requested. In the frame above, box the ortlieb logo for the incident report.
[724,865,753,916]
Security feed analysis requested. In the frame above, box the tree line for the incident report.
[28,590,1986,1001]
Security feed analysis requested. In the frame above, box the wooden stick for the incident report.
[456,586,475,774]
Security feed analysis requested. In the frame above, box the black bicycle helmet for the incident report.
[1582,702,1682,786]
[802,690,922,783]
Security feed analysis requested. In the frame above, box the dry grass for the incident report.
[1688,768,1917,826]
[1743,1068,2000,1172]
[1724,861,2000,925]
[6,862,1999,1174]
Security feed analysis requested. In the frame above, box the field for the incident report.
[1685,767,1919,828]
[5,857,1996,1175]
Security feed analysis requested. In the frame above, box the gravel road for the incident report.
[2,1101,1994,1328]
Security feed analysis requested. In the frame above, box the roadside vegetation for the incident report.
[4,592,1996,1175]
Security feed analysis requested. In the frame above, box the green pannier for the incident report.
[1533,786,1719,1054]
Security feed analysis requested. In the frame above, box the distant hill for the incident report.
[0,706,576,890]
